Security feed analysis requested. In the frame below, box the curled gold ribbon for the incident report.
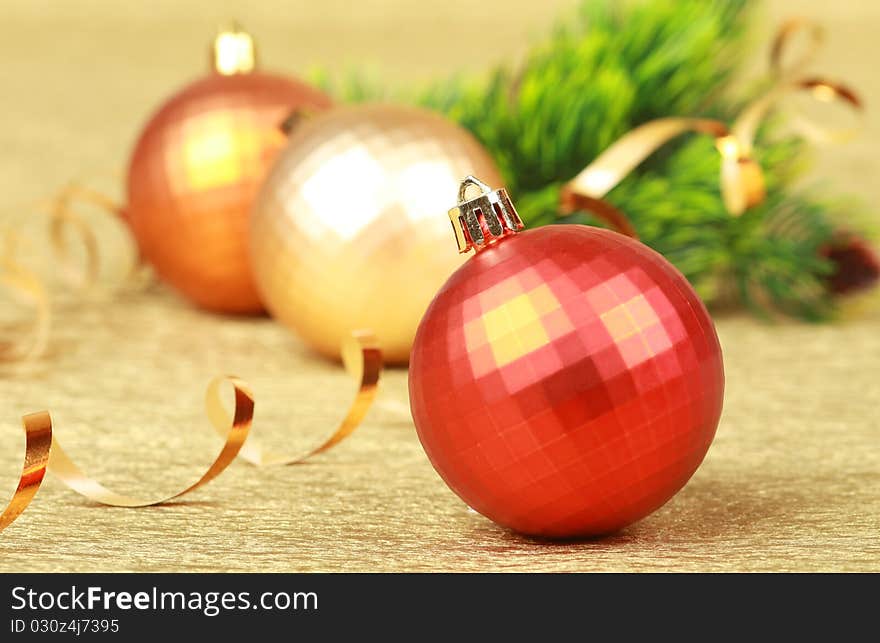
[46,182,147,291]
[207,331,382,466]
[562,118,728,237]
[48,184,106,288]
[0,177,151,360]
[45,376,254,507]
[0,412,52,533]
[563,19,863,220]
[1,333,383,531]
[0,233,51,365]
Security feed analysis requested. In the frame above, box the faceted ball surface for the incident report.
[126,72,332,313]
[250,103,503,363]
[409,225,724,538]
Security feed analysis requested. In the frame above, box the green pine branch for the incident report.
[315,0,864,320]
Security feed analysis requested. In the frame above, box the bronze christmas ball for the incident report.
[126,38,332,313]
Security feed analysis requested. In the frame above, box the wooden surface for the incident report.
[1,0,879,572]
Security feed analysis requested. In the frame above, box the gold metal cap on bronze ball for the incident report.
[211,24,257,75]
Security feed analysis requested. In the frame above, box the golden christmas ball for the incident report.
[250,103,504,363]
[125,28,332,313]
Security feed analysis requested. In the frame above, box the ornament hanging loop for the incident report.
[457,175,492,202]
[449,177,523,254]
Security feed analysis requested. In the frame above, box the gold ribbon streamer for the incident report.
[44,376,254,507]
[0,180,145,358]
[0,377,252,533]
[563,19,863,220]
[46,182,147,291]
[206,331,382,466]
[1,333,382,530]
[0,412,52,533]
[0,233,51,365]
[562,118,728,237]
[48,185,104,288]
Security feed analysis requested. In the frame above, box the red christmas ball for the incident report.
[126,33,332,313]
[409,180,724,538]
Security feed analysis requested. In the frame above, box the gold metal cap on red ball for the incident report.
[448,176,524,254]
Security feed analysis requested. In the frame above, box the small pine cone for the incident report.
[823,235,880,296]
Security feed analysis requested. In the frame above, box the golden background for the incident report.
[0,0,878,571]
